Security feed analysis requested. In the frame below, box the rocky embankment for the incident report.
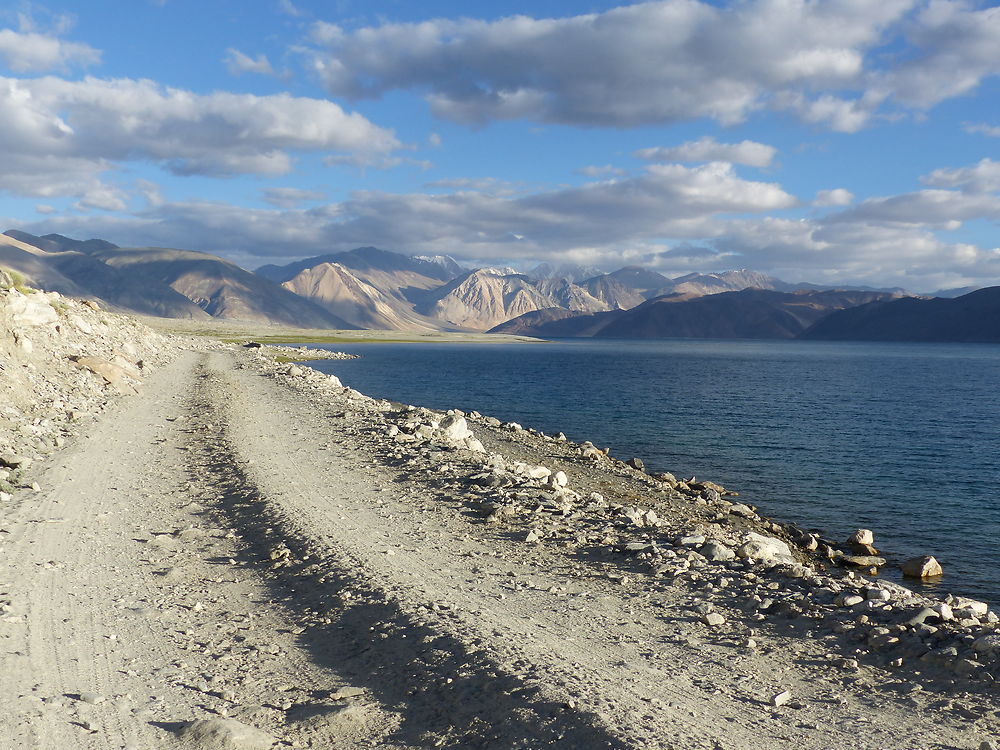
[0,272,190,500]
[264,354,1000,688]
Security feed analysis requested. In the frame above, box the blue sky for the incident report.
[1,0,999,291]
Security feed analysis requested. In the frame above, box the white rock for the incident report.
[772,691,792,707]
[737,533,795,565]
[438,414,473,442]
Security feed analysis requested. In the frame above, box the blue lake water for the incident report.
[305,338,1000,606]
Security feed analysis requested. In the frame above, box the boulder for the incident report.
[700,540,736,562]
[736,532,796,565]
[902,555,943,579]
[626,457,644,471]
[6,290,58,326]
[69,355,138,390]
[849,529,875,546]
[438,414,473,442]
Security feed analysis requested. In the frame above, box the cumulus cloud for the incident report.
[830,189,1000,226]
[25,161,795,263]
[881,0,1000,109]
[814,188,854,206]
[635,137,777,167]
[922,158,1000,193]
[304,0,917,130]
[0,17,100,73]
[262,187,326,208]
[0,74,401,199]
[74,184,128,212]
[301,1,1000,132]
[224,48,275,76]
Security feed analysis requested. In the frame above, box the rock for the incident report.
[838,554,887,568]
[700,540,736,562]
[932,602,954,620]
[849,529,874,546]
[702,612,726,627]
[286,365,304,377]
[864,588,892,602]
[525,529,541,543]
[328,374,342,387]
[0,453,31,469]
[972,634,1000,655]
[904,607,940,626]
[836,594,864,607]
[728,503,756,518]
[626,457,644,471]
[438,414,473,442]
[549,470,568,489]
[946,595,989,617]
[70,356,138,389]
[736,533,795,565]
[7,290,58,326]
[464,437,486,453]
[78,692,104,704]
[771,691,792,707]
[980,741,998,750]
[176,718,274,749]
[902,555,943,579]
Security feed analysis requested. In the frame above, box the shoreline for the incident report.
[295,336,1000,608]
[270,344,1000,677]
[140,315,546,345]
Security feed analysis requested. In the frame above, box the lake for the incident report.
[305,338,1000,606]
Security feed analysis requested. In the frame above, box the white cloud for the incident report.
[635,137,776,167]
[35,204,57,215]
[74,184,128,212]
[304,0,914,130]
[262,187,326,208]
[224,48,276,76]
[965,123,1000,137]
[832,189,1000,226]
[427,132,442,148]
[814,188,854,206]
[576,164,627,177]
[0,74,401,199]
[0,17,100,73]
[882,0,1000,109]
[922,158,1000,193]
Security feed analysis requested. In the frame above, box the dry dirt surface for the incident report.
[2,347,999,750]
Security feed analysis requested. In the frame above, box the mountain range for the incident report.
[2,228,997,342]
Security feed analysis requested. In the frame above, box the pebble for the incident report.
[772,691,792,707]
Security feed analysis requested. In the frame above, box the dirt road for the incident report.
[1,349,996,749]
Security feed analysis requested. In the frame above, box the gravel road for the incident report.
[1,348,997,749]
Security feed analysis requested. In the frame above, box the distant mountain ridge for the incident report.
[2,230,353,327]
[6,227,992,339]
[490,288,903,339]
[801,287,1000,342]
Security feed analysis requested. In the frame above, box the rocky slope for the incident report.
[0,271,183,498]
[281,261,449,331]
[801,286,1000,342]
[420,269,610,330]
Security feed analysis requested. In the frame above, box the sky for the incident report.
[1,0,999,292]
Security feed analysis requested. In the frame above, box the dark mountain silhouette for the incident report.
[801,287,1000,342]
